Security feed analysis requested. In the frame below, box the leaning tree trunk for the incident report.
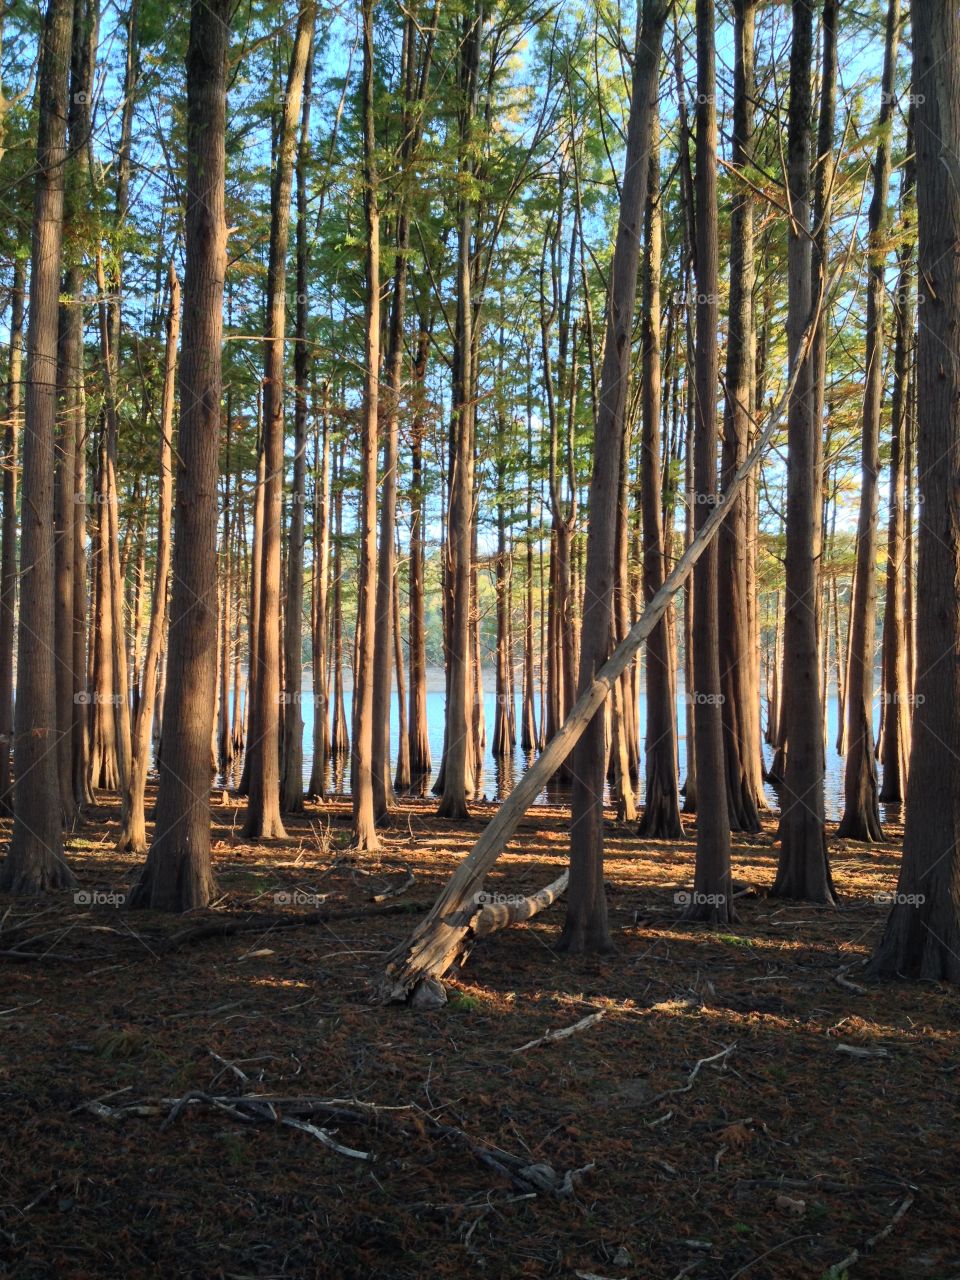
[772,0,834,904]
[869,0,960,981]
[1,0,76,894]
[559,0,669,954]
[379,299,819,998]
[683,0,733,924]
[118,264,178,853]
[127,0,229,912]
[837,0,898,842]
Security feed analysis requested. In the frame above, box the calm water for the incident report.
[223,667,894,824]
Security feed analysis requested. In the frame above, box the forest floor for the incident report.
[0,791,957,1280]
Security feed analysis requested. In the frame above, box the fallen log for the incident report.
[378,310,820,1004]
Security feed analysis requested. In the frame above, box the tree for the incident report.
[683,0,733,923]
[243,0,314,839]
[717,0,762,834]
[350,0,381,850]
[559,0,668,953]
[1,0,76,894]
[771,0,834,905]
[869,0,960,981]
[127,0,230,912]
[118,264,178,853]
[837,0,899,842]
[0,260,24,816]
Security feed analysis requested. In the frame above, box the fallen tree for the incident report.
[379,286,832,1004]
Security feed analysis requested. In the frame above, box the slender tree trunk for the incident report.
[869,0,960,979]
[638,111,683,840]
[118,265,179,852]
[244,2,314,838]
[127,0,229,911]
[683,0,733,923]
[280,36,314,815]
[437,7,483,822]
[237,443,264,796]
[308,383,331,798]
[717,0,761,834]
[2,0,76,893]
[560,0,668,953]
[0,260,24,816]
[837,0,898,842]
[407,326,432,792]
[350,0,380,849]
[879,118,915,805]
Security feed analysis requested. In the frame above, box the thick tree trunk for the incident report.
[837,0,898,842]
[870,0,960,980]
[2,0,76,894]
[559,0,668,954]
[127,0,229,911]
[772,0,834,904]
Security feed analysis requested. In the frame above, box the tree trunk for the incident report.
[407,325,432,793]
[837,0,898,842]
[237,442,264,796]
[2,0,76,894]
[349,0,380,850]
[772,0,834,904]
[559,0,668,954]
[684,0,733,923]
[879,114,915,806]
[280,25,315,817]
[127,0,229,911]
[869,0,960,980]
[717,0,761,835]
[308,383,331,799]
[638,106,683,840]
[0,259,24,816]
[118,265,178,852]
[244,1,314,839]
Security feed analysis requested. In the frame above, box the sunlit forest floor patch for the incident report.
[1,795,957,1278]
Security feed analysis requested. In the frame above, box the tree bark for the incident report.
[869,0,960,980]
[559,0,668,954]
[2,0,76,894]
[0,259,24,816]
[118,265,178,852]
[772,0,834,904]
[127,0,230,911]
[837,0,899,842]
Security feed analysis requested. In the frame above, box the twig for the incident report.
[512,1009,606,1053]
[650,1044,737,1105]
[828,1193,915,1274]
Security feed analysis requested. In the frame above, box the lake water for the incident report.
[223,667,896,824]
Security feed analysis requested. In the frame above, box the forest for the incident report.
[1,0,959,1275]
